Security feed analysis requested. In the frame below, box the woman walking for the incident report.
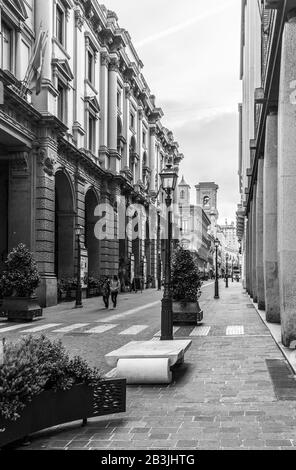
[110,275,121,308]
[102,277,110,309]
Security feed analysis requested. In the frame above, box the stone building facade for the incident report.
[238,0,296,348]
[0,0,183,307]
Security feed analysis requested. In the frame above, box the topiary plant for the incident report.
[0,244,40,298]
[171,247,202,302]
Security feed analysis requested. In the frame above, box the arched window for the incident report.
[180,190,185,199]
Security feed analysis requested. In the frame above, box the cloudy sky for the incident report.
[105,0,242,224]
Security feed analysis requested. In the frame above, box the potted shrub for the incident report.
[87,276,101,297]
[171,247,203,325]
[0,244,42,322]
[0,335,126,448]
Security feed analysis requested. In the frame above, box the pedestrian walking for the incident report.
[102,277,110,309]
[110,275,121,308]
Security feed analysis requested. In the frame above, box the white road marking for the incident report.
[96,301,161,323]
[119,325,148,335]
[190,326,211,337]
[53,324,90,333]
[85,324,118,334]
[226,325,244,336]
[153,326,180,337]
[0,324,39,333]
[201,282,215,288]
[21,324,61,333]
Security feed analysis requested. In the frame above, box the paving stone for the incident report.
[12,283,296,451]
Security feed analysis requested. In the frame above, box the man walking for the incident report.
[110,275,121,308]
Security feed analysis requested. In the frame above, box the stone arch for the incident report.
[55,170,75,280]
[85,187,100,278]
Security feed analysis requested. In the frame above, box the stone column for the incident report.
[256,158,265,310]
[245,218,250,293]
[108,57,118,151]
[122,83,131,169]
[15,29,22,80]
[99,52,110,167]
[278,11,296,347]
[149,125,157,191]
[35,144,57,307]
[137,108,144,183]
[108,57,120,173]
[248,206,253,297]
[263,111,280,323]
[251,187,257,303]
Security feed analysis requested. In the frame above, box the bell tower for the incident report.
[195,182,219,235]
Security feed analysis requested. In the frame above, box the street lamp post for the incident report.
[159,163,178,341]
[75,225,83,308]
[225,253,229,288]
[157,210,162,291]
[214,238,220,299]
[231,257,234,282]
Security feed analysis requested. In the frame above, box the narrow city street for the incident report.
[4,281,296,450]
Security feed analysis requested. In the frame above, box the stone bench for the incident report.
[105,340,192,384]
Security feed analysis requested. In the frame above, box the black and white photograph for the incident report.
[0,0,295,460]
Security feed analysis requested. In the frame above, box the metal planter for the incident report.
[2,297,42,322]
[173,301,204,325]
[0,378,126,448]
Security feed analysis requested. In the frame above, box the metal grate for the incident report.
[266,359,296,401]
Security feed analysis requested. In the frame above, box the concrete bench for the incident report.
[105,340,192,384]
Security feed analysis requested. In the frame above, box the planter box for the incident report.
[2,297,42,322]
[87,288,101,298]
[0,378,126,448]
[173,301,203,325]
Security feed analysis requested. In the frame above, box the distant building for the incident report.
[178,177,213,277]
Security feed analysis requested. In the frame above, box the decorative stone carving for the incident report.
[101,52,110,67]
[109,57,120,72]
[36,148,56,176]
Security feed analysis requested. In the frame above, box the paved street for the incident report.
[4,281,296,450]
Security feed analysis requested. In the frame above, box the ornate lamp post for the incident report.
[159,163,178,341]
[75,224,83,309]
[214,238,220,299]
[225,252,229,288]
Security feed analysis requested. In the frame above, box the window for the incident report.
[57,82,66,122]
[2,21,13,72]
[87,50,94,83]
[117,91,121,110]
[180,190,185,200]
[142,131,146,146]
[56,5,64,45]
[130,112,135,129]
[88,114,96,153]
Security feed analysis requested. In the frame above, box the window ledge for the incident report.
[52,37,71,60]
[84,79,98,95]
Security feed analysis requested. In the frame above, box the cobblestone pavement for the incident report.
[8,282,296,450]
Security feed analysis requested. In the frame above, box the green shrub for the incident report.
[171,247,202,302]
[0,335,101,422]
[0,244,40,297]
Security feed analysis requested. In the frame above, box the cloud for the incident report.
[167,105,237,130]
[135,0,236,48]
